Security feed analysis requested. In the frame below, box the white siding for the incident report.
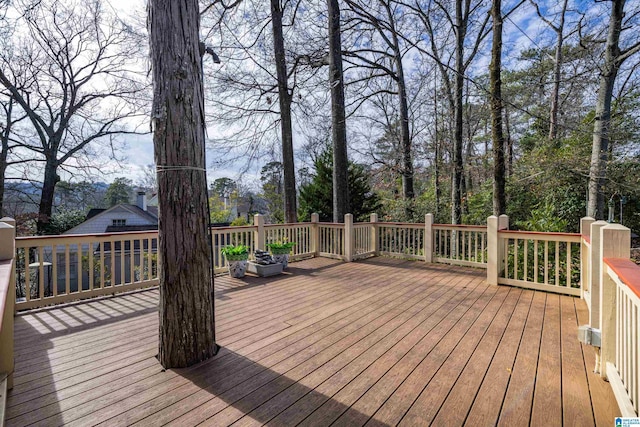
[65,206,155,235]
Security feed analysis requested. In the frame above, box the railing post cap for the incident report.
[581,216,595,221]
[602,223,630,231]
[0,217,16,226]
[0,222,14,229]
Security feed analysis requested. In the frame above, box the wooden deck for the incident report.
[6,257,620,426]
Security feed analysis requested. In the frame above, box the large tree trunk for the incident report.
[328,0,349,222]
[270,0,297,224]
[383,4,414,201]
[504,105,513,177]
[149,0,217,368]
[451,0,465,224]
[36,159,59,234]
[490,0,506,216]
[588,0,624,220]
[548,0,567,141]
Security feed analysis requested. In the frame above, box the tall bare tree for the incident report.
[530,0,575,141]
[270,0,297,223]
[587,0,640,219]
[149,0,217,368]
[413,0,491,224]
[328,0,350,222]
[343,0,414,201]
[0,0,146,233]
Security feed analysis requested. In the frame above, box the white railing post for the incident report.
[370,213,378,256]
[254,214,265,250]
[588,220,607,328]
[425,213,434,263]
[487,216,499,285]
[599,223,631,379]
[344,213,354,262]
[580,217,595,300]
[0,217,16,390]
[487,215,509,285]
[311,213,320,257]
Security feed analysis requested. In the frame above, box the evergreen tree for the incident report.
[104,178,132,207]
[299,150,381,222]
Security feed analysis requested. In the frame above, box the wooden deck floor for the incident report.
[6,257,619,426]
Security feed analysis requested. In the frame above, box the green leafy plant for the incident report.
[221,245,250,261]
[266,241,296,254]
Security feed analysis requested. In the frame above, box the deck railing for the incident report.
[4,211,640,415]
[433,224,487,267]
[497,230,582,296]
[583,223,640,417]
[0,218,15,395]
[13,231,160,310]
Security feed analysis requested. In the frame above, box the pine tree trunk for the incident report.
[271,0,297,224]
[588,0,624,219]
[328,0,349,222]
[149,0,217,368]
[490,0,506,216]
[451,0,465,225]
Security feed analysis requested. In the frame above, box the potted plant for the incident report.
[266,241,296,268]
[221,245,249,278]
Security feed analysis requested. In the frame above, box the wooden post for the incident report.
[487,216,499,285]
[424,213,434,263]
[254,214,265,250]
[311,213,320,257]
[580,217,595,301]
[599,223,631,380]
[588,220,607,328]
[487,215,509,285]
[0,218,16,390]
[370,213,378,256]
[344,213,354,262]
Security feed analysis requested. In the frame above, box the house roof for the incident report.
[65,203,158,235]
[86,208,106,220]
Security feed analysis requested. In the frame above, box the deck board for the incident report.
[6,257,619,426]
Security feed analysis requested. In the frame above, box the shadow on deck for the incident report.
[6,257,619,426]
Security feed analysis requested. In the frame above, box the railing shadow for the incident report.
[6,290,158,426]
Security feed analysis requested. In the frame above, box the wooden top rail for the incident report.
[15,231,160,248]
[499,230,581,243]
[211,225,256,232]
[604,258,640,299]
[433,224,487,229]
[377,222,425,228]
[264,222,308,227]
[16,229,159,242]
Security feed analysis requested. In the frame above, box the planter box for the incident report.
[247,261,283,277]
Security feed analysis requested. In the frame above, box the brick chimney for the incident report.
[136,191,147,211]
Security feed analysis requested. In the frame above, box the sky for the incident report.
[11,0,631,187]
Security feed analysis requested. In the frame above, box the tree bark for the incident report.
[328,0,349,222]
[588,0,624,219]
[383,3,414,201]
[490,0,506,216]
[149,0,217,368]
[451,0,465,225]
[548,0,567,141]
[36,159,60,234]
[270,0,297,223]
